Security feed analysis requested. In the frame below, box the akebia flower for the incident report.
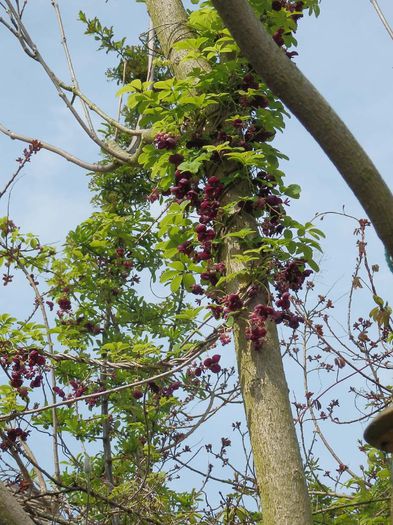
[168,153,184,165]
[204,354,221,374]
[58,297,71,311]
[241,72,259,90]
[191,284,204,295]
[222,293,243,312]
[273,28,285,47]
[177,241,193,256]
[154,132,178,150]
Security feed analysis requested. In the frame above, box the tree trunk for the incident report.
[212,0,393,261]
[0,482,36,525]
[145,0,313,523]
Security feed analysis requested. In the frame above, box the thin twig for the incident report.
[4,1,138,163]
[114,59,127,141]
[21,269,60,481]
[0,122,124,172]
[50,0,95,132]
[313,496,389,515]
[58,82,154,140]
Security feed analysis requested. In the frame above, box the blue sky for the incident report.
[0,0,393,492]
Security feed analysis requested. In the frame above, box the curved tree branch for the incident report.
[51,0,95,134]
[211,0,393,260]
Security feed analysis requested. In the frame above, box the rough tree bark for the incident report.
[144,0,313,523]
[0,483,36,525]
[212,0,393,261]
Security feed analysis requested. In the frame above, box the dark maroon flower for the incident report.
[132,389,144,400]
[242,73,259,90]
[232,118,243,129]
[30,375,43,388]
[251,95,269,108]
[272,0,283,10]
[168,153,184,165]
[273,28,285,47]
[204,357,213,367]
[177,241,193,256]
[191,284,204,295]
[210,363,221,374]
[53,386,65,398]
[219,332,231,345]
[222,293,243,312]
[154,132,178,150]
[208,305,224,319]
[58,297,71,311]
[18,387,29,398]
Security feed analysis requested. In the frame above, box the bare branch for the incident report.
[21,268,60,481]
[370,0,393,40]
[3,1,136,163]
[146,17,155,83]
[0,145,39,200]
[0,122,127,172]
[20,442,47,493]
[50,0,95,132]
[58,82,155,141]
[313,497,389,515]
[114,59,128,141]
[0,14,17,36]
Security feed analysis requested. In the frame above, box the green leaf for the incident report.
[89,239,108,248]
[176,307,203,321]
[160,269,178,283]
[170,275,183,293]
[373,295,385,307]
[225,228,255,239]
[182,273,195,291]
[170,261,185,271]
[285,184,301,199]
[308,259,319,272]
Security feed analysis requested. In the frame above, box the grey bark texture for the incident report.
[0,482,36,525]
[212,0,393,261]
[145,0,313,523]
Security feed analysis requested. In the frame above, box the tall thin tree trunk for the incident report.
[144,1,312,522]
[212,0,393,262]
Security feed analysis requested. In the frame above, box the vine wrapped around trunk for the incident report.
[143,0,314,522]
